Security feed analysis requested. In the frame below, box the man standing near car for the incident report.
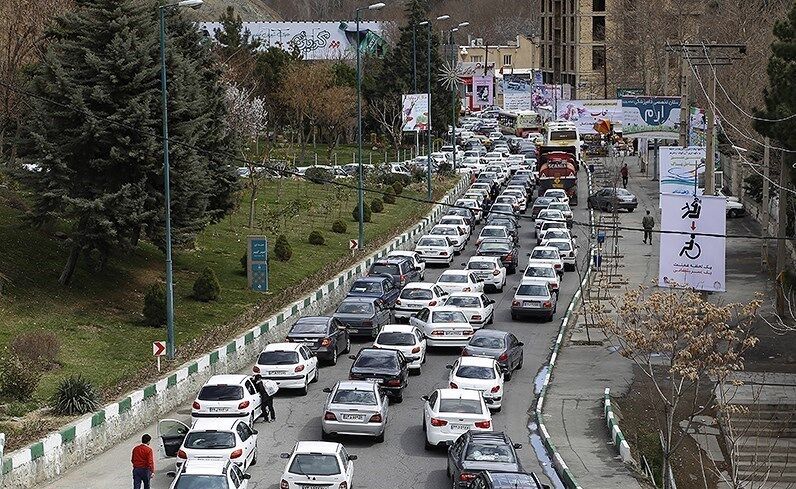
[620,163,629,188]
[255,376,277,422]
[131,434,155,489]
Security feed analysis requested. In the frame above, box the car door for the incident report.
[409,307,429,329]
[339,445,355,485]
[507,334,520,369]
[156,419,189,460]
[243,379,262,418]
[300,346,317,378]
[423,390,438,427]
[383,280,398,307]
[448,434,466,480]
[414,327,427,358]
[481,294,494,321]
[329,320,343,354]
[229,463,247,488]
[235,421,255,468]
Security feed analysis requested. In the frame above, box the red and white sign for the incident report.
[153,341,167,357]
[349,239,359,250]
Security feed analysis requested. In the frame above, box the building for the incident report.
[538,0,614,99]
[458,35,541,72]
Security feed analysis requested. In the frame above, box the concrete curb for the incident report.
[0,176,470,489]
[604,388,634,464]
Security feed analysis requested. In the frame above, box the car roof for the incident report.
[418,234,449,241]
[402,281,437,290]
[482,225,507,230]
[519,278,552,286]
[437,388,482,400]
[295,315,333,324]
[533,246,559,252]
[473,328,509,339]
[334,380,379,391]
[357,347,399,357]
[263,342,302,352]
[458,356,498,367]
[447,292,484,298]
[353,276,389,283]
[380,324,418,334]
[465,431,513,445]
[205,374,248,386]
[525,262,556,270]
[388,250,416,256]
[439,270,471,276]
[428,305,468,313]
[469,255,500,262]
[180,460,233,476]
[547,238,572,245]
[294,441,341,454]
[372,256,409,265]
[191,417,238,431]
[340,296,379,303]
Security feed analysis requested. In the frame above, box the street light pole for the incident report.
[420,15,450,202]
[448,22,468,173]
[412,26,417,93]
[159,0,203,361]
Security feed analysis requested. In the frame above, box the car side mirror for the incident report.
[323,387,332,393]
[513,443,523,449]
[167,471,177,478]
[517,341,524,346]
[421,395,430,402]
[243,474,252,480]
[252,429,259,435]
[280,453,291,459]
[349,455,358,461]
[445,364,453,369]
[348,355,357,360]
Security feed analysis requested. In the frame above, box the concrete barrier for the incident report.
[0,176,469,489]
[604,388,634,464]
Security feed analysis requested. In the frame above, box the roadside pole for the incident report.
[776,151,789,315]
[678,57,689,147]
[762,137,770,270]
[704,74,716,196]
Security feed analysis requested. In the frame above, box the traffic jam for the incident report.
[154,115,584,489]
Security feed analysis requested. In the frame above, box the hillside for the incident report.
[187,0,282,21]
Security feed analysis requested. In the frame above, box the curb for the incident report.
[0,176,470,489]
[604,388,634,464]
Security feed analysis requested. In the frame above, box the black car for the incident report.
[476,238,519,274]
[333,296,391,339]
[462,330,524,381]
[286,316,350,366]
[446,207,477,225]
[348,348,409,402]
[347,276,400,308]
[484,218,519,242]
[367,256,421,288]
[587,187,638,212]
[447,432,524,488]
[488,204,517,220]
[470,471,549,489]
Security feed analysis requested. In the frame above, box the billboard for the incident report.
[503,73,532,111]
[472,74,494,108]
[531,83,571,108]
[621,96,681,137]
[556,99,622,135]
[659,146,706,197]
[401,93,429,132]
[658,194,726,292]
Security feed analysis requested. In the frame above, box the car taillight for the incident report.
[281,480,289,489]
[252,366,260,373]
[238,400,250,410]
[295,364,305,373]
[475,420,491,429]
[177,449,187,459]
[428,300,437,306]
[386,379,401,387]
[461,349,470,356]
[192,401,200,410]
[504,253,513,260]
[491,385,501,393]
[396,298,402,305]
[411,346,421,353]
[321,337,332,347]
[498,352,508,362]
[450,382,459,389]
[544,301,552,308]
[551,283,559,289]
[512,300,520,306]
[430,417,448,427]
[324,411,337,420]
[230,449,243,459]
[492,269,500,276]
[460,473,477,482]
[369,414,382,423]
[440,251,448,256]
[400,274,407,285]
[554,264,562,269]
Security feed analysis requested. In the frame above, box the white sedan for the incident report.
[422,388,492,449]
[409,306,474,347]
[393,282,448,321]
[387,250,426,280]
[374,324,427,373]
[438,215,472,237]
[447,356,505,411]
[280,441,355,489]
[429,224,468,253]
[535,209,566,237]
[528,246,564,275]
[545,238,578,271]
[414,235,455,265]
[523,263,561,297]
[158,418,257,471]
[443,292,495,329]
[252,343,318,395]
[544,188,569,204]
[435,270,484,295]
[464,256,507,292]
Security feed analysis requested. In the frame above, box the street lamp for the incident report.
[447,22,468,173]
[355,1,385,251]
[159,0,203,360]
[419,14,450,202]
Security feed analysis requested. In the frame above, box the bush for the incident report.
[0,355,39,402]
[352,203,372,223]
[143,283,166,327]
[392,181,404,195]
[304,167,333,184]
[308,230,325,245]
[383,191,396,205]
[371,198,384,213]
[192,267,221,302]
[274,234,292,261]
[9,330,61,370]
[331,220,347,234]
[240,253,247,271]
[51,375,100,415]
[378,172,411,188]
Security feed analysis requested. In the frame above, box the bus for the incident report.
[497,110,544,137]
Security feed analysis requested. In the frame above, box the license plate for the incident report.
[268,371,282,376]
[444,331,462,336]
[523,301,540,307]
[451,423,470,430]
[349,329,359,333]
[302,342,315,346]
[367,378,382,383]
[209,407,229,412]
[341,414,365,421]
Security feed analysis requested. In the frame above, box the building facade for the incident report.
[458,35,541,72]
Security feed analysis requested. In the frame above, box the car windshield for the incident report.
[616,188,633,196]
[438,274,467,283]
[439,399,484,414]
[481,228,506,237]
[432,311,468,323]
[465,443,516,463]
[480,243,511,252]
[289,454,341,476]
[174,475,229,489]
[291,320,328,334]
[456,365,496,379]
[446,296,481,308]
[354,353,398,369]
[538,211,560,220]
[432,227,456,235]
[544,230,569,240]
[440,219,461,226]
[470,336,505,349]
[336,302,374,315]
[543,222,566,230]
[492,205,513,213]
[517,284,549,296]
[198,384,243,401]
[377,332,416,346]
[418,237,447,247]
[370,264,398,276]
[183,431,236,450]
[549,204,568,211]
[525,267,556,278]
[257,351,299,365]
[467,261,495,270]
[531,249,559,259]
[534,198,553,207]
[550,241,572,251]
[400,288,432,300]
[332,389,377,405]
[350,281,382,294]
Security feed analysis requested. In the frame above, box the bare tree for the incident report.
[369,95,403,154]
[317,85,356,160]
[281,62,333,165]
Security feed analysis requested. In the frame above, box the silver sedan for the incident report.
[321,380,389,442]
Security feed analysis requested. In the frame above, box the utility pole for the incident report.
[678,57,689,147]
[704,74,716,196]
[776,151,789,315]
[762,137,770,270]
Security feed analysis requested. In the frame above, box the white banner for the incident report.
[556,99,622,135]
[658,194,726,292]
[659,146,706,197]
[401,93,429,132]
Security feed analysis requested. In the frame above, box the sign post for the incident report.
[247,236,269,292]
[153,341,166,372]
[349,239,358,257]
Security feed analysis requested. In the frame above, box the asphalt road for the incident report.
[43,179,590,489]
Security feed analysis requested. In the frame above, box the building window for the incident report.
[503,54,512,66]
[569,17,574,42]
[541,46,546,66]
[592,45,606,70]
[593,0,605,11]
[570,45,575,70]
[470,55,483,63]
[592,16,605,41]
[541,18,545,38]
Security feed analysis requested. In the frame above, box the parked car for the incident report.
[414,235,456,265]
[469,471,550,489]
[464,256,507,292]
[333,296,391,339]
[447,356,505,411]
[461,329,524,381]
[252,342,318,395]
[286,316,350,366]
[191,375,262,426]
[157,417,258,470]
[279,441,356,489]
[321,380,389,442]
[167,460,251,489]
[422,388,492,450]
[436,270,485,295]
[373,324,427,373]
[366,256,420,288]
[511,279,557,322]
[348,348,409,402]
[394,282,449,321]
[409,306,474,347]
[346,276,400,307]
[447,431,524,488]
[476,238,519,274]
[587,187,638,212]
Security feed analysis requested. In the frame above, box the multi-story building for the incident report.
[458,35,541,72]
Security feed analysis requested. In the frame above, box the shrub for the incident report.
[308,230,325,245]
[192,267,221,302]
[0,355,39,402]
[383,190,396,205]
[274,234,292,261]
[371,198,384,213]
[240,253,247,271]
[392,181,404,195]
[143,283,166,327]
[331,220,347,234]
[9,330,61,370]
[304,167,333,184]
[352,203,372,222]
[51,375,100,415]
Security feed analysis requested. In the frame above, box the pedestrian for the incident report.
[620,163,629,189]
[255,375,277,422]
[642,210,655,245]
[131,434,155,489]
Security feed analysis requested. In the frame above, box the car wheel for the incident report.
[311,368,319,383]
[516,355,524,370]
[343,336,351,354]
[299,378,309,396]
[494,405,502,413]
[249,411,257,427]
[375,430,385,443]
[504,370,512,382]
[329,348,338,366]
[446,463,452,478]
[547,313,554,322]
[422,351,427,364]
[393,393,404,404]
[425,438,433,451]
[487,312,494,325]
[728,209,737,218]
[511,311,518,320]
[411,366,421,376]
[251,446,258,466]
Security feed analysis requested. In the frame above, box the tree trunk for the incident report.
[248,180,257,229]
[58,243,81,286]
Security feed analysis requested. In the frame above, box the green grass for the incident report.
[0,177,456,411]
[263,142,434,166]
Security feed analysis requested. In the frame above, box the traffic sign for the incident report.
[349,239,359,250]
[153,341,166,356]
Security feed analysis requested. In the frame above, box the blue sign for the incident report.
[248,236,269,292]
[251,239,268,261]
[251,263,268,292]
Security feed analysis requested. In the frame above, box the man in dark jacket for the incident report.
[254,376,276,422]
[642,210,655,244]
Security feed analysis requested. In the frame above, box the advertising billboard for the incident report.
[401,93,429,132]
[556,99,622,135]
[472,74,494,108]
[503,73,532,111]
[659,146,706,197]
[621,96,681,137]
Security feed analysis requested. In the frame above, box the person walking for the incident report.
[642,210,655,245]
[620,163,629,189]
[131,434,155,489]
[255,376,278,422]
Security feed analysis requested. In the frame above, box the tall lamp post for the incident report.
[448,22,468,173]
[419,15,450,202]
[355,2,385,251]
[159,0,203,360]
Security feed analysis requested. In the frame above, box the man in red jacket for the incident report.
[131,434,155,489]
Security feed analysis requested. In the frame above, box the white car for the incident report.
[280,441,355,489]
[544,188,569,204]
[528,246,564,275]
[422,388,492,449]
[436,270,484,294]
[387,250,426,280]
[168,460,250,489]
[393,282,448,320]
[157,418,258,470]
[192,375,262,425]
[414,235,455,265]
[476,225,511,246]
[546,238,578,271]
[252,343,318,395]
[447,356,505,411]
[374,324,427,372]
[536,220,568,244]
[535,209,566,237]
[429,224,468,253]
[464,256,507,292]
[443,292,495,329]
[494,195,521,214]
[438,215,472,237]
[538,227,574,246]
[523,263,561,296]
[501,190,528,212]
[547,201,574,223]
[409,306,474,347]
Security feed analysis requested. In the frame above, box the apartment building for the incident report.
[458,35,541,72]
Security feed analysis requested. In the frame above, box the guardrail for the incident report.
[604,388,634,464]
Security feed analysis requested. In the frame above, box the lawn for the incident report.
[0,175,456,425]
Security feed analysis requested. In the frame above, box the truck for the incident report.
[536,146,578,205]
